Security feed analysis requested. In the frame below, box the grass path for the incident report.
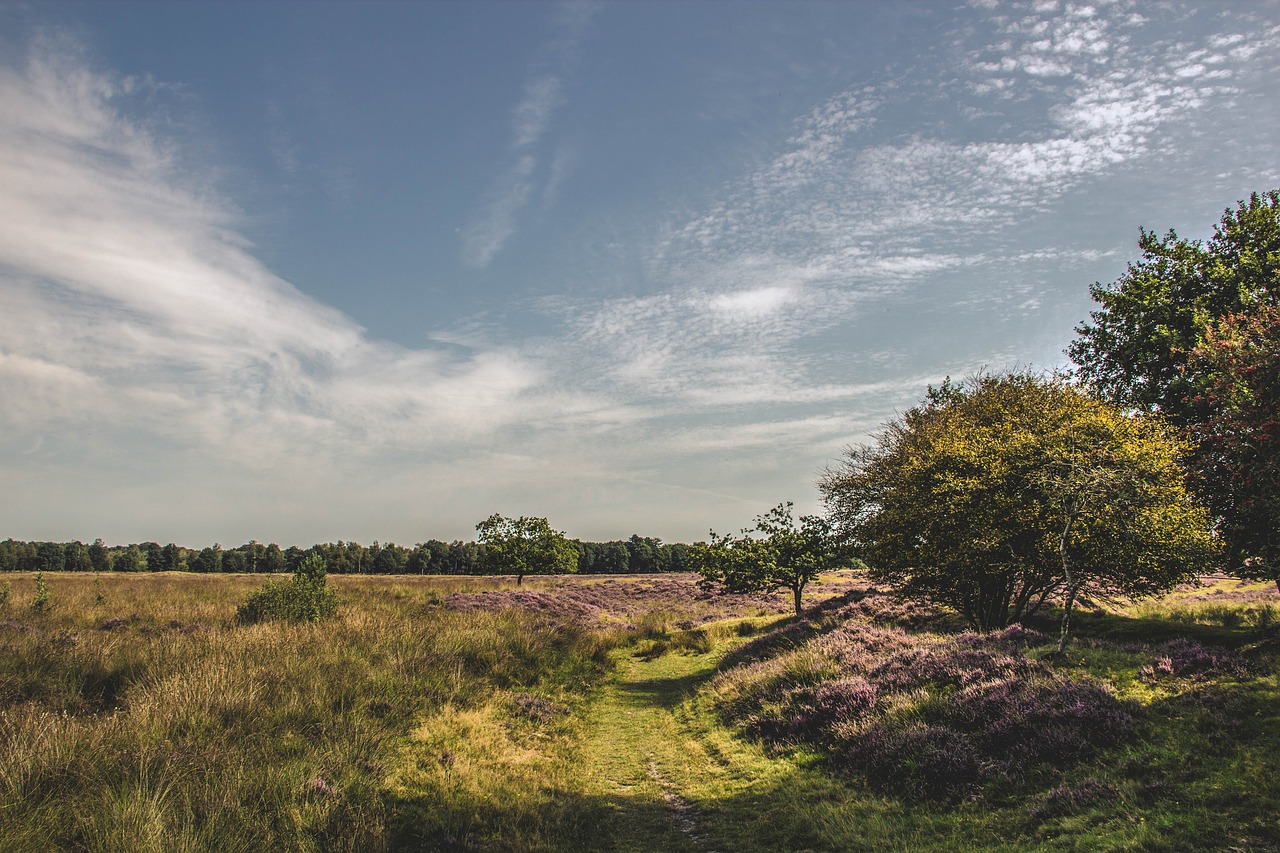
[577,622,833,853]
[578,646,721,852]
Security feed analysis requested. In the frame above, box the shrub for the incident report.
[1140,638,1237,681]
[31,573,49,613]
[843,724,982,801]
[950,675,1131,766]
[508,692,567,724]
[0,581,10,606]
[762,677,879,742]
[236,555,337,624]
[713,616,1134,801]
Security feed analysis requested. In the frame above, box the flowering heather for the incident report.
[1141,638,1238,681]
[444,574,791,626]
[1181,580,1280,606]
[843,723,982,802]
[713,612,1131,801]
[716,586,949,672]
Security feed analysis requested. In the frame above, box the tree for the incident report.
[113,544,146,572]
[820,372,1217,646]
[155,543,184,573]
[475,514,578,585]
[35,542,64,573]
[88,538,111,573]
[695,503,846,616]
[1187,305,1280,587]
[1069,190,1279,575]
[193,545,223,574]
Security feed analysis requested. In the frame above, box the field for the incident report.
[0,571,1277,851]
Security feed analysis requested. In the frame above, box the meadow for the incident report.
[0,570,1276,851]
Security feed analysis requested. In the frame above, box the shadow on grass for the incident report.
[615,670,716,711]
[384,785,697,853]
[1027,607,1277,651]
[380,761,848,853]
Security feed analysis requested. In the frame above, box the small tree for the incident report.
[31,572,50,613]
[821,372,1217,646]
[695,503,846,616]
[475,514,578,585]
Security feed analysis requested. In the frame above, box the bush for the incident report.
[0,581,10,606]
[31,573,49,613]
[237,555,337,624]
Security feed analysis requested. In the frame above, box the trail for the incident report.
[578,644,729,852]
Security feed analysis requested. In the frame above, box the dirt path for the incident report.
[578,645,727,852]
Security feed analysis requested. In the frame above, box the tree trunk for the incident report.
[793,585,803,617]
[1058,583,1078,654]
[1057,512,1077,654]
[516,573,523,586]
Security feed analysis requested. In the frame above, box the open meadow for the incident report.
[0,570,1277,851]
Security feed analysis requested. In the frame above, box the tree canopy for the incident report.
[474,514,579,585]
[693,502,846,616]
[820,372,1216,645]
[1187,305,1280,583]
[1069,190,1279,580]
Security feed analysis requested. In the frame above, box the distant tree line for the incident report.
[0,534,691,576]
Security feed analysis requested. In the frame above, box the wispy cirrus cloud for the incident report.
[549,0,1279,423]
[461,1,598,268]
[0,40,629,471]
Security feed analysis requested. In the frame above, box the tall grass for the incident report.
[0,572,625,851]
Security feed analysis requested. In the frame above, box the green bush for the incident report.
[0,581,10,606]
[237,555,337,624]
[31,572,50,613]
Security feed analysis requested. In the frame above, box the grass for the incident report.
[0,570,1277,850]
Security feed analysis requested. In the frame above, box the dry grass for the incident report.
[0,572,628,851]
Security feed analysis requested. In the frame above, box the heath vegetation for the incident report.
[2,194,1277,849]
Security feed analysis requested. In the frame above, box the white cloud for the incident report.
[461,1,599,268]
[0,43,607,470]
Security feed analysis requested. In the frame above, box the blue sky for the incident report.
[1,0,1277,547]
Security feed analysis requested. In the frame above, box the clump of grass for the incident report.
[236,554,337,624]
[0,581,10,607]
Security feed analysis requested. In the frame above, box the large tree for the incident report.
[475,514,578,585]
[1069,190,1279,576]
[821,373,1216,647]
[694,502,846,616]
[1187,306,1280,586]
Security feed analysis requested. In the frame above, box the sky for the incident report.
[1,0,1278,548]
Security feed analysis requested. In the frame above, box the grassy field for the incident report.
[0,571,1276,851]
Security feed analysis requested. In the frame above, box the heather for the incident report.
[443,573,793,626]
[710,618,1131,801]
